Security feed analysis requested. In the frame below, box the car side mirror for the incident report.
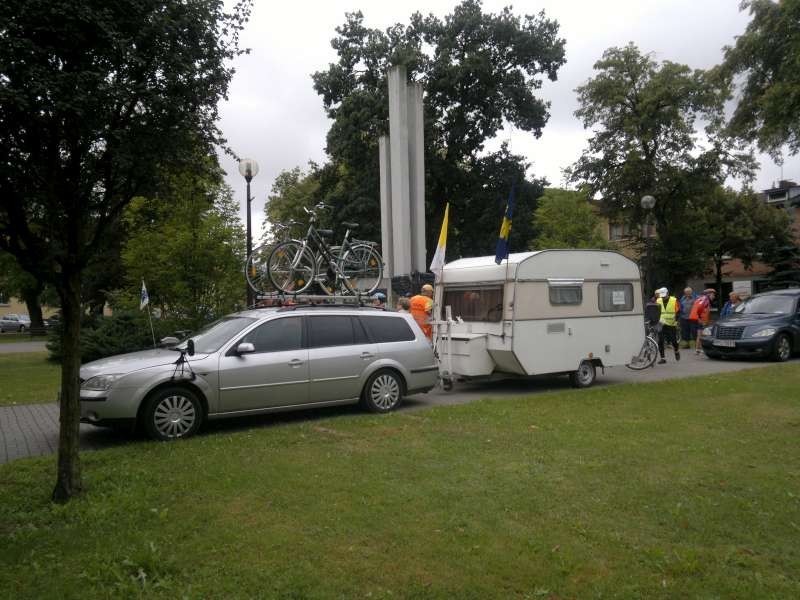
[187,339,195,356]
[236,342,255,355]
[159,336,180,347]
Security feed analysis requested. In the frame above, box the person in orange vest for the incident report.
[409,283,434,340]
[655,286,680,364]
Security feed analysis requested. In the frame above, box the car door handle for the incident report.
[288,359,305,367]
[360,352,375,360]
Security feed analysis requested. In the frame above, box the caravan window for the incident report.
[547,278,583,305]
[549,286,582,305]
[598,283,634,312]
[442,287,503,322]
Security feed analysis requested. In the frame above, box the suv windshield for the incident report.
[737,295,795,315]
[180,317,256,353]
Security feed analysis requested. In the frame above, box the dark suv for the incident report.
[701,288,800,361]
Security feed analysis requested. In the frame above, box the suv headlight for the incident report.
[702,326,713,336]
[750,327,777,338]
[81,374,124,391]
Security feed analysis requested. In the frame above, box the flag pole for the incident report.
[140,279,156,349]
[146,308,156,349]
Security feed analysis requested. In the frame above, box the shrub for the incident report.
[47,311,193,364]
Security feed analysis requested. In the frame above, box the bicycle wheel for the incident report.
[267,241,316,294]
[245,244,275,295]
[315,247,341,296]
[626,336,659,370]
[340,244,383,295]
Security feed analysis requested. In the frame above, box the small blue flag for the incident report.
[140,280,149,311]
[494,184,516,264]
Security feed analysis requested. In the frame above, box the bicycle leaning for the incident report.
[626,320,660,370]
[266,204,383,296]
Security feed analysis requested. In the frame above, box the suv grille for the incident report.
[717,326,744,340]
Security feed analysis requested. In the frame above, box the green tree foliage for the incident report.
[568,43,755,290]
[121,161,246,329]
[717,0,800,158]
[0,0,251,501]
[262,166,323,243]
[696,187,793,300]
[530,188,610,250]
[310,0,565,260]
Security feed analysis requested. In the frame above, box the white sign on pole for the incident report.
[732,280,752,296]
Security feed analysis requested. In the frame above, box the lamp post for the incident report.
[640,195,656,296]
[239,158,259,307]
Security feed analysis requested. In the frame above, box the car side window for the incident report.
[359,315,415,342]
[307,315,355,348]
[240,317,303,353]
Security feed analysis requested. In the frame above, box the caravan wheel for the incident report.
[570,360,596,388]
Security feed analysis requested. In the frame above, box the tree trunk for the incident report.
[51,269,83,503]
[21,288,44,330]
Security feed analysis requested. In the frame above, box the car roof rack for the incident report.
[248,292,384,311]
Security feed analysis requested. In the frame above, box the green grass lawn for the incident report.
[0,352,59,405]
[1,365,799,598]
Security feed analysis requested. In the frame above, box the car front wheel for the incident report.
[361,369,404,413]
[772,333,792,362]
[143,387,204,441]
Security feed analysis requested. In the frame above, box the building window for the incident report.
[609,222,630,240]
[598,283,634,312]
[0,290,8,305]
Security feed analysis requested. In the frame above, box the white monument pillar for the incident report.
[378,135,393,279]
[387,66,412,276]
[381,65,426,290]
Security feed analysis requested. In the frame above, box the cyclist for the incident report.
[655,287,680,364]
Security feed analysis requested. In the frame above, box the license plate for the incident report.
[713,339,736,347]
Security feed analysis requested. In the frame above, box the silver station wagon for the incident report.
[80,305,439,440]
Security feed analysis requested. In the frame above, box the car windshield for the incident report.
[179,317,256,354]
[736,295,795,315]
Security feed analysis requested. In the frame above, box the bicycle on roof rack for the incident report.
[245,223,294,296]
[266,204,384,296]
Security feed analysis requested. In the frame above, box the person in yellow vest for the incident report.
[655,286,680,364]
[410,283,434,340]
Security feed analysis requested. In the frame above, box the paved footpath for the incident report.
[1,352,795,465]
[0,341,47,353]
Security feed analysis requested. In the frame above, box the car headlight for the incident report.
[702,326,713,336]
[750,327,777,338]
[81,374,124,391]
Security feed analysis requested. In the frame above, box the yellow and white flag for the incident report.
[429,203,449,281]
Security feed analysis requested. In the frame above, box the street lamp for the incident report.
[640,195,656,296]
[238,158,259,306]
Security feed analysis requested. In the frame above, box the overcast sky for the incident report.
[218,0,800,235]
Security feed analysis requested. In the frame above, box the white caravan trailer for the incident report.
[435,250,644,388]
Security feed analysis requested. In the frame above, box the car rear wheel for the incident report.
[361,369,404,413]
[772,333,792,362]
[143,387,204,441]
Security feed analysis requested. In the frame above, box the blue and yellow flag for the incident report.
[494,184,516,264]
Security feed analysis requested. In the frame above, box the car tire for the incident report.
[142,387,204,441]
[772,333,792,363]
[704,351,721,360]
[19,325,25,333]
[361,369,404,413]
[569,360,596,388]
